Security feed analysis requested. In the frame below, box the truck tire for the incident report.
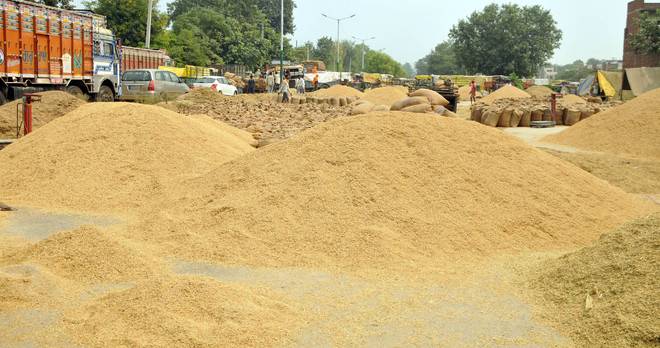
[96,85,115,102]
[66,85,86,100]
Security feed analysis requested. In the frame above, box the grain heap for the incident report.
[470,95,617,127]
[128,112,653,273]
[0,226,303,347]
[310,85,364,98]
[161,90,352,144]
[480,85,531,103]
[0,91,85,138]
[543,88,660,159]
[529,213,659,347]
[525,85,554,98]
[0,103,255,213]
[361,86,409,107]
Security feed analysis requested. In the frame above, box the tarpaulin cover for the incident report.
[597,71,616,97]
[624,67,660,96]
[578,75,595,96]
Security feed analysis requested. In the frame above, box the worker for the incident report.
[266,73,275,93]
[313,73,319,90]
[247,74,256,94]
[279,77,290,103]
[296,76,305,94]
[469,80,477,105]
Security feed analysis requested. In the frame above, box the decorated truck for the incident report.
[0,0,169,104]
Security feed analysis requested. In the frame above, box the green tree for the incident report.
[402,62,415,77]
[254,0,296,35]
[312,37,335,68]
[365,51,405,77]
[415,41,460,75]
[36,0,73,8]
[87,0,168,47]
[449,4,562,76]
[629,9,660,55]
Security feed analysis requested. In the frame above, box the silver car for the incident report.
[120,69,189,103]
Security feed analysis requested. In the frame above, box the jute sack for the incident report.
[372,104,390,112]
[391,96,431,111]
[580,110,595,120]
[409,88,449,106]
[531,109,543,122]
[542,109,553,121]
[510,109,523,127]
[482,110,501,127]
[519,109,532,127]
[565,109,581,126]
[316,97,326,104]
[353,99,370,106]
[330,97,340,106]
[351,101,375,115]
[401,103,432,113]
[471,108,482,122]
[497,108,513,127]
[339,97,347,106]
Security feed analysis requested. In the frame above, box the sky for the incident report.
[77,0,657,66]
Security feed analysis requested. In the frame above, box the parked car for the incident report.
[120,69,189,103]
[191,76,238,96]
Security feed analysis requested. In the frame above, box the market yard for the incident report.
[1,0,660,347]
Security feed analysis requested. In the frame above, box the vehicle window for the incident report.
[197,78,214,83]
[93,41,102,56]
[220,77,228,84]
[155,71,169,81]
[122,70,151,81]
[103,42,113,56]
[168,72,180,83]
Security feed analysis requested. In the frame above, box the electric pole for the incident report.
[352,36,375,72]
[145,0,153,48]
[321,13,355,72]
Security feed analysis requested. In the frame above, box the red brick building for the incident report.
[623,0,660,68]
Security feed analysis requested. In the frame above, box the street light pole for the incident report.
[280,0,284,84]
[352,36,375,72]
[145,0,153,48]
[322,13,355,72]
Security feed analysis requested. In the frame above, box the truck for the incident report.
[0,0,170,104]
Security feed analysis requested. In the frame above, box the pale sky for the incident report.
[78,0,658,66]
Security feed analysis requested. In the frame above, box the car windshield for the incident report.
[196,78,216,84]
[123,71,151,81]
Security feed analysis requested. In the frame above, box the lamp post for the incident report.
[352,36,375,72]
[321,13,355,72]
[145,0,154,48]
[280,0,284,84]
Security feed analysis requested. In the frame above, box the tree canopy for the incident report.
[449,4,562,76]
[86,0,168,47]
[36,0,73,9]
[629,9,660,55]
[415,41,461,75]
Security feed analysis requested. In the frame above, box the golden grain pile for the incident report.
[0,102,255,213]
[310,85,364,98]
[544,88,660,160]
[361,86,409,106]
[125,112,653,274]
[529,213,659,347]
[525,85,554,98]
[0,91,85,138]
[481,85,531,103]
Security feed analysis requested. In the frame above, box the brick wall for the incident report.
[623,0,660,69]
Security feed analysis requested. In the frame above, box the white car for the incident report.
[192,76,238,96]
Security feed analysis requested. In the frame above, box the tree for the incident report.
[312,37,335,68]
[36,0,73,8]
[402,62,415,77]
[254,0,296,35]
[449,4,562,76]
[365,51,405,77]
[629,9,660,55]
[87,0,168,47]
[415,41,460,75]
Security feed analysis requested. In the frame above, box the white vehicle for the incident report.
[192,76,238,96]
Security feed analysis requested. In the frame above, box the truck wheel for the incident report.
[66,85,86,100]
[96,85,115,102]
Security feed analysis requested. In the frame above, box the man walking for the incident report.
[266,73,275,93]
[296,77,305,94]
[469,80,477,104]
[279,77,290,103]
